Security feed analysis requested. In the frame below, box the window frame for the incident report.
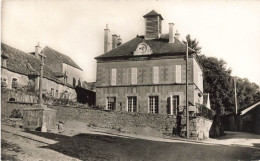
[148,96,159,114]
[170,95,180,115]
[11,77,18,89]
[127,96,137,112]
[106,97,116,110]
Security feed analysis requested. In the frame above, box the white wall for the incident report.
[62,63,83,87]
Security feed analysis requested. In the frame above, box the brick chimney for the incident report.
[175,30,180,40]
[112,34,118,49]
[104,24,111,53]
[35,42,41,57]
[117,35,122,46]
[143,10,163,39]
[168,23,175,43]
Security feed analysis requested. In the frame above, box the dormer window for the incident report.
[133,43,153,56]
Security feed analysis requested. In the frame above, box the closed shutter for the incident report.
[176,65,181,83]
[111,68,117,85]
[153,66,159,84]
[131,68,137,84]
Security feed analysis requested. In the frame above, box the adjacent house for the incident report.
[1,43,83,100]
[95,10,206,114]
[239,101,260,134]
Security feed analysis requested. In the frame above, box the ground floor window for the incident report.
[50,88,54,97]
[107,97,116,110]
[56,90,59,98]
[127,96,137,112]
[171,95,179,115]
[11,78,18,89]
[149,96,159,114]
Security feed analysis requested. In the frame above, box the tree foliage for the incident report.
[184,35,260,114]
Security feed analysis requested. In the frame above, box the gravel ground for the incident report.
[1,122,260,161]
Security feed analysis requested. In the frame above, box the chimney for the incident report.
[112,34,118,49]
[104,24,111,53]
[175,30,180,40]
[168,23,175,43]
[117,35,122,46]
[35,42,41,57]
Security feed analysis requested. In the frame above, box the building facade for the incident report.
[1,43,83,101]
[95,10,205,114]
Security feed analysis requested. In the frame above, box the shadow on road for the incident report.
[25,131,260,161]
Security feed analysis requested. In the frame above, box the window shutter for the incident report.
[170,95,173,115]
[176,65,181,83]
[131,68,137,84]
[153,66,159,84]
[111,68,117,85]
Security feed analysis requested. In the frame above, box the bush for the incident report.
[196,103,215,120]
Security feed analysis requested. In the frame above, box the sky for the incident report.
[1,0,260,86]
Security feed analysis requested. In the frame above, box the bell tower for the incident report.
[143,10,164,39]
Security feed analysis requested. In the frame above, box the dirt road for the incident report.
[1,124,260,161]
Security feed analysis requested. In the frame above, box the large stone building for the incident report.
[95,10,206,114]
[1,43,83,100]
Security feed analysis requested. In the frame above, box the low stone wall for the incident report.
[193,117,212,139]
[51,106,213,139]
[50,106,178,137]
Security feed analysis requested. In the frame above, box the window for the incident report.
[176,65,181,83]
[127,96,137,112]
[107,97,116,110]
[50,88,54,97]
[111,68,117,85]
[1,77,7,83]
[1,58,6,67]
[131,68,137,84]
[11,78,18,89]
[153,66,159,84]
[56,90,59,98]
[170,95,179,115]
[149,96,159,114]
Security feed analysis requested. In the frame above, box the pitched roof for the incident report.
[240,101,260,115]
[1,43,61,83]
[43,46,83,70]
[143,10,164,20]
[95,35,195,59]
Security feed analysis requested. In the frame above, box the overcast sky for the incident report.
[2,0,260,86]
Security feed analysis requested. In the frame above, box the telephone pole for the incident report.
[186,42,189,138]
[234,78,238,114]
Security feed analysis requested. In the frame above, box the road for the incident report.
[1,123,260,161]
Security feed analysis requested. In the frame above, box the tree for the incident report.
[183,34,201,53]
[184,34,260,114]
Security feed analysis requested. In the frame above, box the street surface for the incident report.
[1,122,260,161]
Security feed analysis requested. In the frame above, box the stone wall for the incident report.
[50,105,212,139]
[51,105,178,137]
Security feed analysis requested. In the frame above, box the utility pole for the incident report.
[234,78,238,114]
[38,51,46,105]
[186,42,189,138]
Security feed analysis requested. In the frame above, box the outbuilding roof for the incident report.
[43,46,83,70]
[240,101,260,115]
[95,35,195,60]
[1,43,61,83]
